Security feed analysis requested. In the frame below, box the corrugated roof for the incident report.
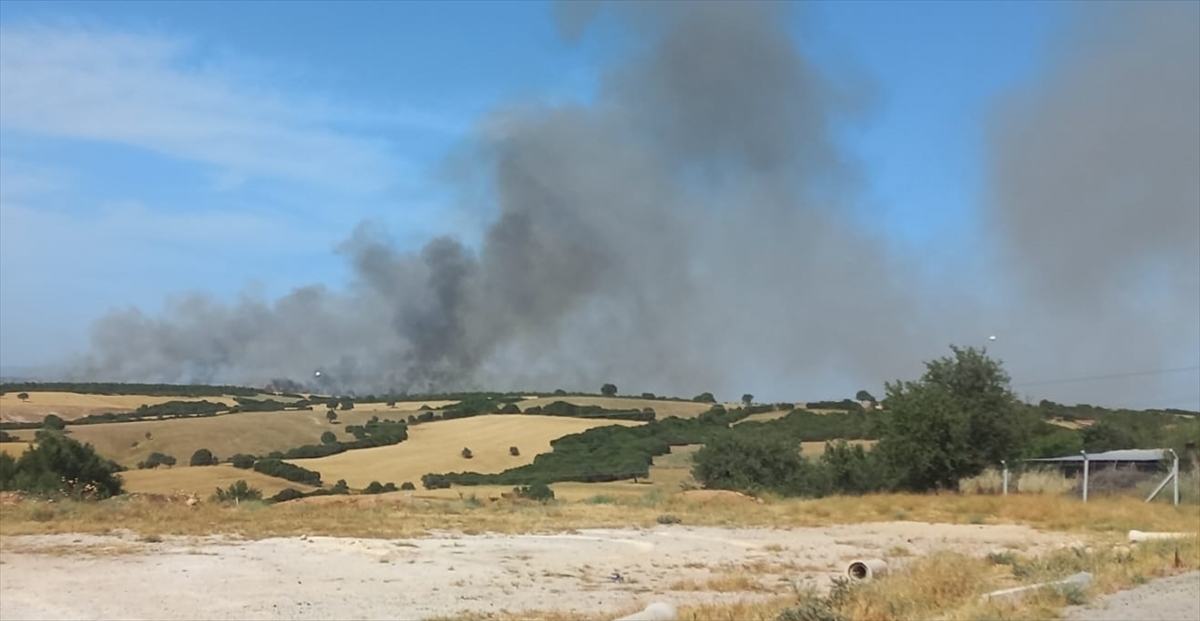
[1025,448,1170,463]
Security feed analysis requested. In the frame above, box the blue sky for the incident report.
[0,0,1068,370]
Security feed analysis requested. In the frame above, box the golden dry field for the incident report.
[0,392,241,423]
[8,409,369,468]
[291,414,643,488]
[119,463,319,497]
[515,396,710,418]
[0,441,34,458]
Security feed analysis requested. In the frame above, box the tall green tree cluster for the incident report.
[872,346,1039,492]
[692,345,1040,496]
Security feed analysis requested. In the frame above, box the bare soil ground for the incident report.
[0,522,1071,621]
[1066,571,1200,621]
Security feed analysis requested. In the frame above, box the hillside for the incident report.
[515,396,710,419]
[291,414,643,488]
[0,392,242,424]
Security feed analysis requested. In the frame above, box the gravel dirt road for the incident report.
[1067,571,1200,621]
[0,521,1070,620]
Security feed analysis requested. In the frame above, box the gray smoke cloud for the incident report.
[981,1,1200,408]
[62,1,1200,407]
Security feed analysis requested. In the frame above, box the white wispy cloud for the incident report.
[0,22,462,194]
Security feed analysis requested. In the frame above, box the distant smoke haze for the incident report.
[55,1,1199,408]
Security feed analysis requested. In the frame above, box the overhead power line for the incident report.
[1012,365,1200,388]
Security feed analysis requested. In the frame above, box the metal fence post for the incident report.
[1081,451,1089,503]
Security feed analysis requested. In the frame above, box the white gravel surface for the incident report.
[1066,571,1200,621]
[0,522,1072,620]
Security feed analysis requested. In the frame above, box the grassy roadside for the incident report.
[428,538,1199,621]
[1,490,1196,540]
[2,490,1196,621]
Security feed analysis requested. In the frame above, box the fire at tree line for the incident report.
[0,346,1196,504]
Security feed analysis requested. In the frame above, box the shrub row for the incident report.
[252,459,322,486]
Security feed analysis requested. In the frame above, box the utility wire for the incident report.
[1012,365,1200,388]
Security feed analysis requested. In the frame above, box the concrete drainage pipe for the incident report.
[846,559,889,582]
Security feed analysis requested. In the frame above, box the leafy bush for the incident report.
[693,392,716,403]
[0,431,124,498]
[137,452,177,469]
[268,488,306,503]
[691,432,810,496]
[498,402,521,414]
[509,446,520,456]
[320,431,338,445]
[189,448,217,466]
[331,479,350,494]
[514,482,555,502]
[0,430,17,443]
[229,454,256,469]
[43,414,66,431]
[421,473,451,490]
[400,481,416,491]
[364,481,399,494]
[461,447,473,459]
[212,479,262,503]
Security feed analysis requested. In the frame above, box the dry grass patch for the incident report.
[0,442,34,458]
[3,489,1196,542]
[292,414,641,488]
[669,571,775,593]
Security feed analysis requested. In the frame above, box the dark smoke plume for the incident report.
[64,1,1199,408]
[980,1,1200,407]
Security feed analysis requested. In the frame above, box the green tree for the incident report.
[741,394,754,406]
[338,396,355,411]
[320,431,338,445]
[873,380,974,492]
[693,392,717,403]
[326,410,338,423]
[601,383,618,397]
[921,346,1037,470]
[855,390,876,403]
[229,454,256,469]
[17,392,30,402]
[189,448,217,466]
[1082,420,1138,453]
[43,414,65,431]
